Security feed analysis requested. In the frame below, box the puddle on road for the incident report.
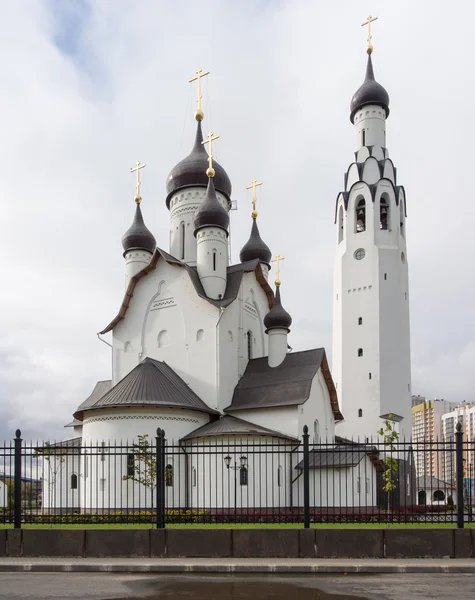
[112,576,369,600]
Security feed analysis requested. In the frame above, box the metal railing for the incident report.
[0,423,472,528]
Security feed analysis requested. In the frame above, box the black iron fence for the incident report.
[0,423,473,528]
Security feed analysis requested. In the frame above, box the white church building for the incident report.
[44,35,412,514]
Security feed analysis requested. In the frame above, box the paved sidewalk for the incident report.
[0,557,474,573]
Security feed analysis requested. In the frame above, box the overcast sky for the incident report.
[0,0,473,441]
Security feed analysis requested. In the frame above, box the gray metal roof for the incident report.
[76,380,112,413]
[416,476,454,490]
[75,358,218,418]
[226,349,325,411]
[296,448,367,470]
[64,419,82,428]
[38,437,82,452]
[181,415,298,442]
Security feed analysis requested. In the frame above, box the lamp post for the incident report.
[224,455,247,518]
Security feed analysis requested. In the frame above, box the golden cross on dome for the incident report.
[130,160,146,203]
[201,132,220,177]
[246,178,263,218]
[361,15,378,53]
[189,67,210,121]
[271,254,285,287]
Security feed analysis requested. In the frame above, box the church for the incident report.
[46,22,413,513]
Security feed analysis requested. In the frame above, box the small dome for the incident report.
[240,218,272,265]
[193,177,230,234]
[264,286,292,332]
[166,121,232,208]
[122,203,156,256]
[350,53,390,124]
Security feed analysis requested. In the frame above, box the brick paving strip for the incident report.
[0,558,474,574]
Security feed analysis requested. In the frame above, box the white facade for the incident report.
[333,102,412,442]
[0,480,7,509]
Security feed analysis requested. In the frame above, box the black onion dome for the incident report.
[122,203,156,256]
[264,286,292,332]
[350,53,390,124]
[193,177,230,235]
[166,120,232,208]
[240,218,272,265]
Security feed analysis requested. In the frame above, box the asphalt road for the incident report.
[0,573,474,600]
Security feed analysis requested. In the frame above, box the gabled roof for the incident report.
[74,358,218,420]
[36,437,82,454]
[416,476,454,490]
[64,419,82,428]
[100,250,273,334]
[75,380,112,413]
[225,348,343,421]
[296,444,381,471]
[181,415,298,442]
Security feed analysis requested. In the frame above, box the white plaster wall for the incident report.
[0,481,7,508]
[41,454,81,512]
[124,249,152,288]
[168,187,229,265]
[196,227,228,300]
[297,370,335,443]
[227,406,298,440]
[353,105,386,150]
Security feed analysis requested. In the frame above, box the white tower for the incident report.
[332,46,411,442]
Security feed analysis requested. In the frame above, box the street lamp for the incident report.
[224,455,247,517]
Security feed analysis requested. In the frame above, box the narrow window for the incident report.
[240,466,248,486]
[180,222,185,260]
[212,249,217,271]
[384,273,387,280]
[362,129,366,146]
[356,198,366,233]
[358,317,363,325]
[314,419,320,443]
[366,477,370,495]
[127,453,134,477]
[192,467,197,488]
[358,348,363,357]
[405,292,407,300]
[400,200,405,238]
[100,478,106,492]
[380,197,389,230]
[358,409,363,418]
[369,373,372,380]
[246,331,253,360]
[196,329,204,342]
[165,464,173,487]
[100,441,106,462]
[277,466,283,487]
[70,474,78,490]
[338,206,344,243]
[356,477,361,494]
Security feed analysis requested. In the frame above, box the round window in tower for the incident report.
[401,252,405,263]
[354,248,366,260]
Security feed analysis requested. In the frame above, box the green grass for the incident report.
[1,522,474,529]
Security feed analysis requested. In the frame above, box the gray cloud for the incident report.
[0,0,473,441]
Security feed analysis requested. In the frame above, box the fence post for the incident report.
[455,422,464,529]
[155,428,166,529]
[303,425,310,529]
[14,429,22,529]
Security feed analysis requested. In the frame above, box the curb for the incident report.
[0,559,474,574]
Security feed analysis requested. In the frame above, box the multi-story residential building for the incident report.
[412,397,451,478]
[441,403,475,485]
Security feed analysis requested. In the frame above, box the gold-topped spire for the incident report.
[271,253,285,287]
[246,178,263,218]
[130,160,146,203]
[201,131,220,177]
[361,15,378,54]
[189,67,210,121]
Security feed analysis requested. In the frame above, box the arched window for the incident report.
[212,249,217,271]
[192,467,197,488]
[277,466,283,487]
[358,409,363,418]
[362,129,366,146]
[196,329,204,342]
[158,330,170,348]
[180,222,185,260]
[400,200,405,238]
[165,464,173,487]
[358,348,363,357]
[380,196,389,230]
[338,206,344,243]
[228,330,233,342]
[246,331,253,360]
[358,317,363,325]
[433,490,445,502]
[240,466,248,486]
[124,341,132,353]
[356,198,366,233]
[314,419,320,443]
[70,474,78,490]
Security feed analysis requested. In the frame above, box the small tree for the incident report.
[377,416,399,512]
[122,434,156,508]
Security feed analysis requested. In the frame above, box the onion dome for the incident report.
[264,285,292,332]
[240,218,272,265]
[166,121,232,208]
[122,200,156,256]
[350,52,390,124]
[193,176,229,235]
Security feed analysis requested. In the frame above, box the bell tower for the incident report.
[332,21,412,442]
